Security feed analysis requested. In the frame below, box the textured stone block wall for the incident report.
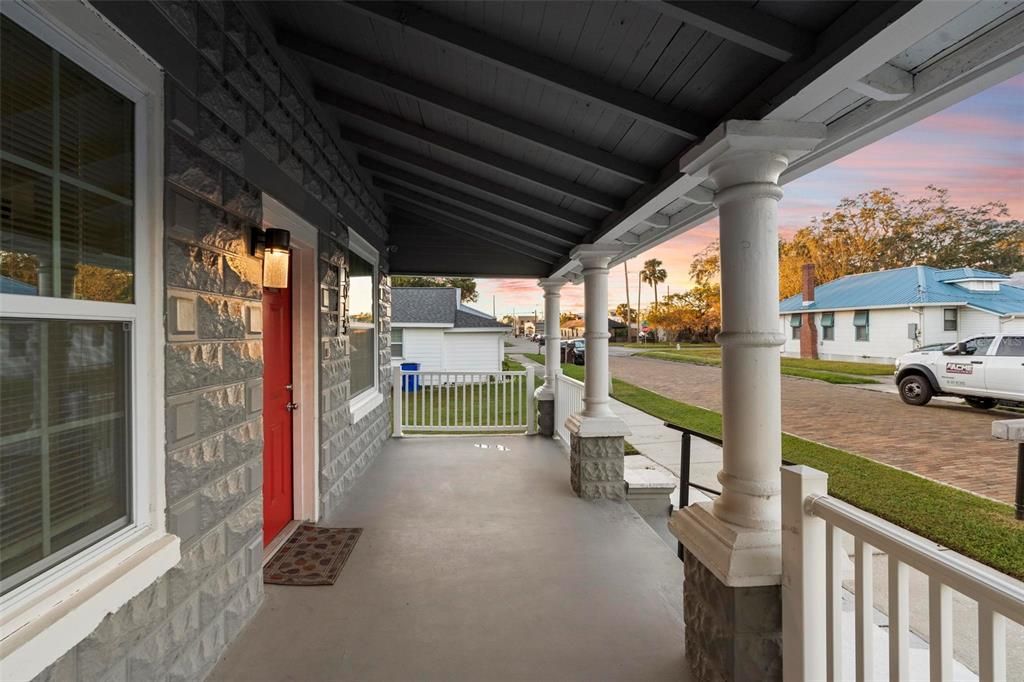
[569,435,626,500]
[36,2,392,680]
[682,549,782,682]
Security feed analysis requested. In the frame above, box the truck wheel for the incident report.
[964,397,997,410]
[898,375,932,406]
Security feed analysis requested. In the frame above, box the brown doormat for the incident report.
[263,524,362,586]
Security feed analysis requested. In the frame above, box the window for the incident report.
[0,6,174,677]
[996,336,1024,357]
[390,328,404,359]
[0,14,138,595]
[820,312,835,341]
[347,237,377,401]
[853,310,869,341]
[965,336,994,356]
[789,314,801,339]
[944,308,958,332]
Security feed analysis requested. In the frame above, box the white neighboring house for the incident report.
[391,288,510,376]
[779,266,1024,363]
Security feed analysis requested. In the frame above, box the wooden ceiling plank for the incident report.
[278,29,656,183]
[651,1,813,62]
[339,125,600,232]
[320,89,623,211]
[344,1,708,139]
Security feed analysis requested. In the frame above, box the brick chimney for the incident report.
[800,263,818,359]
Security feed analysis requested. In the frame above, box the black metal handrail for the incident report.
[664,421,794,561]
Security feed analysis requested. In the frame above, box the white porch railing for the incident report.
[554,370,584,444]
[392,368,535,436]
[782,465,1024,682]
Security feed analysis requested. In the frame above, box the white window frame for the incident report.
[0,3,178,679]
[347,230,383,423]
[853,310,870,342]
[943,307,958,332]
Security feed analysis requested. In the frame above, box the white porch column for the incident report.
[565,245,629,500]
[534,277,566,436]
[668,121,825,682]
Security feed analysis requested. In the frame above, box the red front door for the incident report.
[263,278,294,546]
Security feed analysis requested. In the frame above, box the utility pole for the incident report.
[623,261,632,343]
[636,271,643,343]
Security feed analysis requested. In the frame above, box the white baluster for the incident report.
[977,604,1006,682]
[855,538,874,682]
[928,579,952,681]
[888,558,909,682]
[826,523,843,682]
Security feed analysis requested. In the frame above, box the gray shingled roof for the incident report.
[392,288,510,329]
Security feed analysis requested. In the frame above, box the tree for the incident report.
[390,276,479,302]
[640,258,668,310]
[560,311,581,325]
[646,284,721,342]
[686,186,1024,298]
[613,303,637,322]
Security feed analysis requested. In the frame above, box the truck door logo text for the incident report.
[945,362,973,375]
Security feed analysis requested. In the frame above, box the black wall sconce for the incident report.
[250,227,290,288]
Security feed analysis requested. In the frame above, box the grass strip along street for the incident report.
[635,346,890,385]
[528,354,1023,580]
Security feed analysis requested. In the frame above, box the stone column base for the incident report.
[682,548,782,682]
[537,397,554,437]
[569,433,625,500]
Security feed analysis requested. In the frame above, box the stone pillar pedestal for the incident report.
[537,396,555,437]
[568,430,625,501]
[683,548,782,682]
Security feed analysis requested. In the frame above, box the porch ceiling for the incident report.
[262,1,1024,278]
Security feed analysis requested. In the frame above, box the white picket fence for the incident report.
[554,371,584,444]
[392,369,535,435]
[782,465,1024,682]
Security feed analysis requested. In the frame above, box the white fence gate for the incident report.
[392,368,535,435]
[782,465,1024,682]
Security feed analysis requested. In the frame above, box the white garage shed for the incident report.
[391,288,510,375]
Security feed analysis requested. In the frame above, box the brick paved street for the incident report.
[611,356,1017,504]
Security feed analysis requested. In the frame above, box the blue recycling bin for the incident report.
[400,362,421,391]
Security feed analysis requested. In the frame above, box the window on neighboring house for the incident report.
[853,310,870,341]
[789,314,801,339]
[390,328,404,359]
[0,6,166,620]
[347,238,378,400]
[943,308,958,331]
[820,312,835,341]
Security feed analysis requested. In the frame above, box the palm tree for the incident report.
[640,259,668,311]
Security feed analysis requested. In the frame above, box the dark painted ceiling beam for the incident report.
[277,30,655,184]
[390,208,559,264]
[378,181,577,248]
[344,1,708,139]
[339,126,599,232]
[319,89,622,211]
[650,1,813,62]
[361,156,588,237]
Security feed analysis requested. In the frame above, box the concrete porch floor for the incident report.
[209,435,688,681]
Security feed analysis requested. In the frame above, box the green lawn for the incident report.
[526,352,1022,578]
[637,346,890,385]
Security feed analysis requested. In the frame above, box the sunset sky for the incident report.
[475,73,1024,318]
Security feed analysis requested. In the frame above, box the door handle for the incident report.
[286,401,298,412]
[970,361,983,365]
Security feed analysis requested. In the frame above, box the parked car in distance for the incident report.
[567,339,585,365]
[894,334,1024,409]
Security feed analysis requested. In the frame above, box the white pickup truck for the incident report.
[894,334,1024,409]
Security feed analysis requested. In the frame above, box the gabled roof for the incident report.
[392,288,509,329]
[779,266,1024,316]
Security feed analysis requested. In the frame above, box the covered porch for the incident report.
[210,435,686,681]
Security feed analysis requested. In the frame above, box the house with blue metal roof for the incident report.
[779,266,1024,363]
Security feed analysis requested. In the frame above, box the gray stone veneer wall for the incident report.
[35,2,391,680]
